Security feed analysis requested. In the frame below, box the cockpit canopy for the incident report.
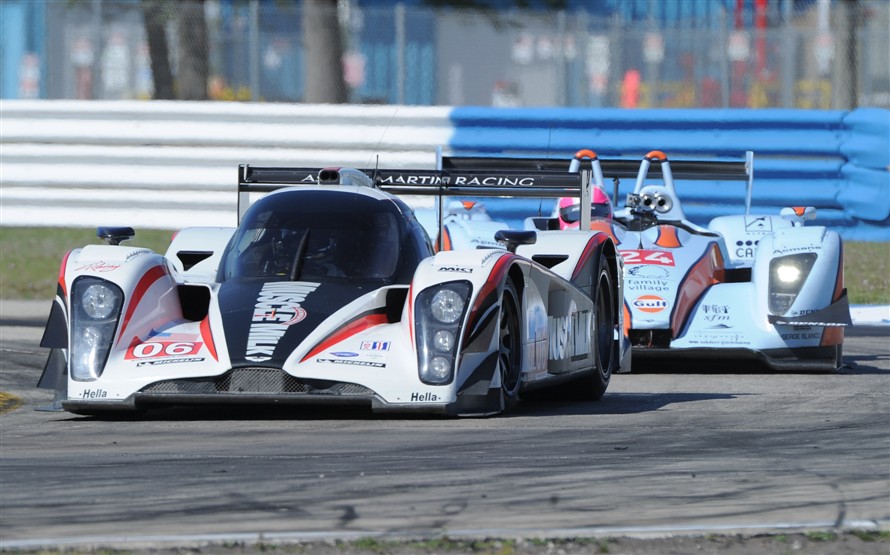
[220,189,406,283]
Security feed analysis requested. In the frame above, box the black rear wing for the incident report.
[442,156,750,181]
[442,150,755,213]
[237,163,597,224]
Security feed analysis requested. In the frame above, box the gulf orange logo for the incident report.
[633,295,669,313]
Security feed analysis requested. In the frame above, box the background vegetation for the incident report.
[0,227,887,304]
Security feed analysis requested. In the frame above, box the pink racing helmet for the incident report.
[556,187,613,229]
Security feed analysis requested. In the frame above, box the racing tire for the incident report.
[498,278,522,410]
[573,254,617,400]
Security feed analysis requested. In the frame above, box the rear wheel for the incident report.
[497,278,522,409]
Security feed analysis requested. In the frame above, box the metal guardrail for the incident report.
[0,100,451,229]
[1,101,887,240]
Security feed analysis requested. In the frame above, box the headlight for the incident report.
[433,330,455,352]
[774,264,802,284]
[430,288,465,324]
[428,357,451,380]
[415,282,471,385]
[82,282,118,319]
[70,277,123,381]
[769,253,817,315]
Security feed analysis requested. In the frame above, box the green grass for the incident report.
[0,227,175,301]
[843,241,890,304]
[0,227,887,304]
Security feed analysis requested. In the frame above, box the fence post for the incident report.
[396,3,406,105]
[249,0,260,102]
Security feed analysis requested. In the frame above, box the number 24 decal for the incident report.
[621,250,675,266]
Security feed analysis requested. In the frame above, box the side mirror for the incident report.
[495,230,536,253]
[780,206,816,226]
[97,226,135,246]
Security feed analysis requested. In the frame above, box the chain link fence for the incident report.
[7,0,889,109]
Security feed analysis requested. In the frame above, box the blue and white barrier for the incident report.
[0,100,887,240]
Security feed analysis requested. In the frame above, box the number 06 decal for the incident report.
[621,249,675,266]
[126,341,202,360]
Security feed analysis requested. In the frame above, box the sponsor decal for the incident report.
[75,261,121,273]
[481,251,502,265]
[137,357,204,367]
[701,304,731,324]
[125,249,152,260]
[410,392,441,402]
[361,341,391,351]
[330,351,358,357]
[621,250,675,266]
[80,389,108,399]
[627,265,671,278]
[246,281,320,362]
[626,278,670,292]
[687,332,751,346]
[126,331,203,361]
[772,246,821,255]
[316,358,385,367]
[734,239,759,259]
[633,295,669,313]
[780,332,821,340]
[438,266,473,273]
[452,175,535,187]
[548,302,591,362]
[745,216,772,232]
[377,174,448,186]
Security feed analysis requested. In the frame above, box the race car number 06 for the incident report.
[621,250,675,266]
[130,341,200,358]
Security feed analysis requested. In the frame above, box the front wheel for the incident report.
[497,278,522,410]
[577,255,617,400]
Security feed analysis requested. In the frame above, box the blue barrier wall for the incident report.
[448,108,890,241]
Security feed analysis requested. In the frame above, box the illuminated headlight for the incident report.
[70,277,123,381]
[430,288,465,324]
[415,282,471,385]
[769,253,817,315]
[775,264,802,284]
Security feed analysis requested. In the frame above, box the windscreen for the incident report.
[222,196,401,282]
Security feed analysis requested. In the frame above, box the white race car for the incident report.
[37,160,630,416]
[446,149,850,371]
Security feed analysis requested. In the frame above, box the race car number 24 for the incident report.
[621,250,675,266]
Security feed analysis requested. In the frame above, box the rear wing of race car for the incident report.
[237,158,601,239]
[443,150,755,214]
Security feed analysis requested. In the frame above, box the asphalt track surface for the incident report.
[0,301,888,550]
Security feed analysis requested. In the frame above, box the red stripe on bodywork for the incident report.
[463,255,515,343]
[301,312,388,362]
[58,250,73,299]
[472,254,513,316]
[572,234,609,281]
[116,265,167,344]
[200,316,218,361]
[670,243,725,337]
